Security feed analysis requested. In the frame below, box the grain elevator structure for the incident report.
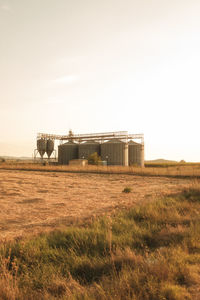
[35,131,144,167]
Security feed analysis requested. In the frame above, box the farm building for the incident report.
[35,131,144,167]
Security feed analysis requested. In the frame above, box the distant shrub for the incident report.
[179,160,186,164]
[122,187,132,193]
[88,152,101,165]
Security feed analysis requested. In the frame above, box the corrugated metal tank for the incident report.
[46,139,54,158]
[78,141,100,159]
[129,140,144,167]
[37,138,46,158]
[101,139,128,166]
[58,142,78,165]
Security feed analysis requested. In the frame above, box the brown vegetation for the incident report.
[0,169,193,241]
[1,161,200,178]
[0,185,199,299]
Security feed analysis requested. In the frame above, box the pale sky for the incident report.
[0,0,200,161]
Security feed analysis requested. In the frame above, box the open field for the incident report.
[0,169,195,241]
[0,168,199,299]
[0,184,200,299]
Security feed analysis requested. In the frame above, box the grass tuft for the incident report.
[122,187,132,193]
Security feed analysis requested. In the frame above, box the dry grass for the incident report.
[0,185,199,299]
[0,169,194,241]
[1,161,200,178]
[0,161,199,299]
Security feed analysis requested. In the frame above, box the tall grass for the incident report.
[0,185,200,299]
[1,161,200,178]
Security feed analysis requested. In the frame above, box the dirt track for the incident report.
[0,169,194,240]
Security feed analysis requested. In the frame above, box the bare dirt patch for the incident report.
[0,169,195,240]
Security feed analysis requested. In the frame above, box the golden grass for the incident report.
[0,252,20,300]
[1,161,200,177]
[0,185,200,299]
[0,168,194,241]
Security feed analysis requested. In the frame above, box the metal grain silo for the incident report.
[37,138,46,158]
[141,144,144,167]
[78,141,100,159]
[101,139,128,166]
[46,139,54,158]
[129,140,144,167]
[58,142,78,165]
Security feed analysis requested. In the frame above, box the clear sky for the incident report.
[0,0,200,161]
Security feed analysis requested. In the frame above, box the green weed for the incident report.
[122,187,132,193]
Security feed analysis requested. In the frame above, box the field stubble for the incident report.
[0,168,194,241]
[1,162,200,177]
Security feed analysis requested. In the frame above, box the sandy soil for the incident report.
[0,169,194,240]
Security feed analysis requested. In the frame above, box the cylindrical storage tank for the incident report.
[37,138,46,158]
[129,140,144,167]
[58,145,63,164]
[124,143,129,167]
[46,139,54,158]
[101,139,128,166]
[141,144,144,167]
[58,142,78,165]
[78,141,100,159]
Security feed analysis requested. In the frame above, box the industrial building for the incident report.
[35,131,144,167]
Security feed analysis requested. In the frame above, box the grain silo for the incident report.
[101,139,128,166]
[129,140,144,167]
[37,138,46,158]
[46,139,54,158]
[58,142,78,165]
[36,131,144,165]
[78,141,100,159]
